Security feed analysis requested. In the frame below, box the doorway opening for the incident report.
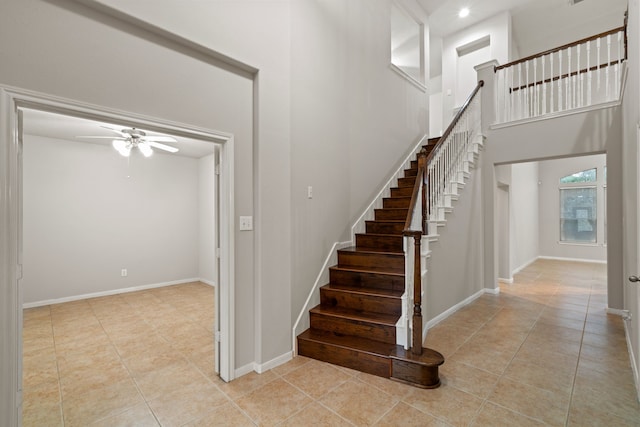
[0,86,236,424]
[495,154,608,282]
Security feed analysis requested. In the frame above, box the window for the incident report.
[560,187,597,243]
[390,3,424,88]
[559,168,597,184]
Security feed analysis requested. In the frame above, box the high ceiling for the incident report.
[21,1,629,146]
[420,0,628,57]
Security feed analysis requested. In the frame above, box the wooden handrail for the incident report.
[401,81,484,355]
[403,80,484,236]
[402,150,427,235]
[509,59,624,92]
[495,25,626,72]
[427,80,484,164]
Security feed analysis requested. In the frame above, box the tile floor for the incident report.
[22,260,640,426]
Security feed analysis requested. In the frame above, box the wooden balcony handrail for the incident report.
[495,25,626,72]
[509,59,623,93]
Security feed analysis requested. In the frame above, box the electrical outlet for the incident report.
[239,216,253,231]
[121,269,127,277]
[307,186,313,199]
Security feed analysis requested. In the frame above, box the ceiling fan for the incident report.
[78,126,179,157]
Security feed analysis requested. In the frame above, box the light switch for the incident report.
[239,216,253,231]
[307,186,313,199]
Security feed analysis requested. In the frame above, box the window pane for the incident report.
[560,187,597,243]
[559,168,597,184]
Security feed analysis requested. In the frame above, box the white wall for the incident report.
[2,0,432,372]
[427,164,484,320]
[538,155,607,262]
[289,0,430,340]
[442,12,512,128]
[0,0,256,379]
[22,135,200,303]
[510,162,540,271]
[198,153,216,284]
[622,0,640,396]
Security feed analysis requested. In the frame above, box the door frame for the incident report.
[0,85,236,425]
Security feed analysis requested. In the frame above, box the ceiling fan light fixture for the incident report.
[112,139,131,157]
[138,142,153,157]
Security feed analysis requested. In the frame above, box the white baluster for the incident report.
[558,50,563,111]
[597,37,601,91]
[587,40,592,105]
[542,55,546,115]
[496,68,502,123]
[550,53,554,113]
[606,34,611,100]
[525,61,530,117]
[533,58,537,117]
[566,47,571,110]
[518,63,523,120]
[577,43,582,107]
[510,66,514,122]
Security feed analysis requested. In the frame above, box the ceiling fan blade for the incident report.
[147,141,179,153]
[76,136,127,140]
[144,135,178,143]
[100,126,127,137]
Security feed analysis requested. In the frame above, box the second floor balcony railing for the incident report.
[494,18,627,125]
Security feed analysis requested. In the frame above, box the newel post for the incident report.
[411,231,423,355]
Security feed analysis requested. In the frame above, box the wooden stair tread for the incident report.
[298,329,396,356]
[322,283,404,298]
[310,305,399,326]
[338,246,403,256]
[330,265,405,276]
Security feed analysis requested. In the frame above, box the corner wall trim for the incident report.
[22,278,202,308]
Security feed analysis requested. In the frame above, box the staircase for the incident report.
[297,137,445,388]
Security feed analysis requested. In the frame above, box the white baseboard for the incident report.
[498,277,513,284]
[255,351,293,374]
[233,351,293,378]
[606,308,628,316]
[199,279,217,287]
[512,256,539,275]
[22,277,204,308]
[623,316,640,402]
[484,287,500,295]
[234,363,255,379]
[538,255,607,264]
[425,289,486,329]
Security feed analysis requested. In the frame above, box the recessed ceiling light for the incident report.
[459,7,470,18]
